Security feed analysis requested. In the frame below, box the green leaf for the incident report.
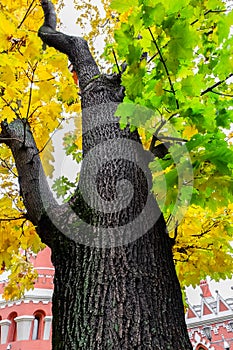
[110,0,138,12]
[52,176,75,200]
[142,3,166,27]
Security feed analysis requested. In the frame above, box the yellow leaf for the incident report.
[182,125,198,139]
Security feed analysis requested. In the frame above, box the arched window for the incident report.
[196,345,208,350]
[7,312,17,342]
[31,311,45,340]
[32,316,40,340]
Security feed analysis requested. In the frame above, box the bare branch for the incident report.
[158,135,188,142]
[25,61,38,148]
[0,215,26,222]
[148,27,179,110]
[0,157,18,177]
[18,0,36,29]
[0,135,24,144]
[112,49,121,74]
[201,73,233,96]
[1,96,22,119]
[149,113,179,152]
[33,117,65,157]
[191,9,227,26]
[211,90,233,98]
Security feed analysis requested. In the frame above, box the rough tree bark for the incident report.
[0,1,193,349]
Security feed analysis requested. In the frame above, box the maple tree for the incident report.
[0,0,233,349]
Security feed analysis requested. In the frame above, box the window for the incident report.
[32,311,45,340]
[32,316,40,340]
[196,345,208,350]
[7,312,17,342]
[202,325,212,341]
[228,321,233,331]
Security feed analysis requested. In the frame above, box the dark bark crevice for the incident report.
[50,215,192,350]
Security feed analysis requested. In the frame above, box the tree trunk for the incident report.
[46,217,192,350]
[0,1,193,349]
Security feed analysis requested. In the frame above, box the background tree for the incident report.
[0,0,233,349]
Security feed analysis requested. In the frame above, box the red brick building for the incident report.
[0,247,53,350]
[0,248,232,350]
[186,280,233,350]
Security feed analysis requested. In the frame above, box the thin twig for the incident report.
[149,113,180,151]
[201,73,233,96]
[158,135,188,142]
[0,158,18,177]
[29,105,42,120]
[156,113,179,136]
[112,49,121,74]
[0,216,26,222]
[149,135,157,152]
[191,222,219,237]
[24,62,38,147]
[147,43,169,63]
[170,220,179,242]
[1,96,21,119]
[0,136,24,144]
[99,18,110,28]
[148,27,179,109]
[34,77,55,83]
[26,62,38,120]
[18,0,36,29]
[31,117,65,161]
[211,90,233,98]
[191,9,227,26]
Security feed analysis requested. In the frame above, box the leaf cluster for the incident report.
[109,0,233,286]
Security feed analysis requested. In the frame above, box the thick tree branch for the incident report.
[38,0,100,90]
[0,119,57,227]
[0,119,88,248]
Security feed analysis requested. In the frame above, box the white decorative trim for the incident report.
[43,316,52,340]
[0,319,11,344]
[15,315,35,341]
[213,325,219,334]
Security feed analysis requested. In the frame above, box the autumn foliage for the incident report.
[0,0,233,300]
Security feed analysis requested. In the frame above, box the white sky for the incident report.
[59,3,81,35]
